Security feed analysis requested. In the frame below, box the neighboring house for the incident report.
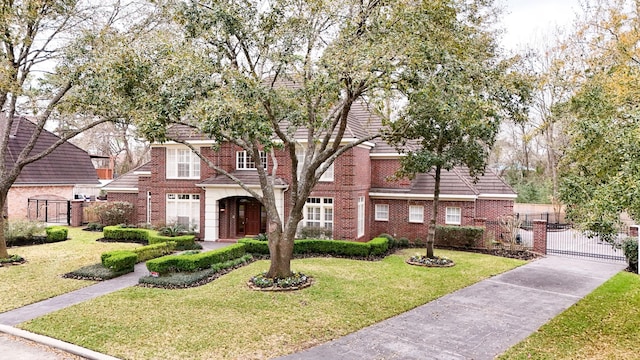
[104,102,517,242]
[5,116,100,221]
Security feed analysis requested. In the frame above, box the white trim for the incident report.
[477,194,518,200]
[103,188,137,193]
[196,183,287,189]
[203,186,286,241]
[133,171,151,176]
[151,140,215,146]
[369,192,478,201]
[369,153,406,159]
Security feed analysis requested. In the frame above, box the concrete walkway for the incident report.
[0,241,229,359]
[0,250,626,360]
[280,256,626,360]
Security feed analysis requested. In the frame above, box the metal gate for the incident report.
[546,226,627,263]
[27,199,71,225]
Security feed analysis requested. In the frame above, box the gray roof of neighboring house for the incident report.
[102,162,151,191]
[371,167,516,197]
[7,116,100,185]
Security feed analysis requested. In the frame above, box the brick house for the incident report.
[104,102,516,242]
[4,116,100,220]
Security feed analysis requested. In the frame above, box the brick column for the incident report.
[474,218,487,248]
[532,219,547,255]
[70,200,84,227]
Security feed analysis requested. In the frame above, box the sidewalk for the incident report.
[279,256,626,360]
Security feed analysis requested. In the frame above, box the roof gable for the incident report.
[6,117,100,185]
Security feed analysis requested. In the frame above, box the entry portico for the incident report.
[198,175,287,241]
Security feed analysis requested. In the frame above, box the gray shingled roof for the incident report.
[7,117,99,185]
[371,167,515,197]
[102,162,151,191]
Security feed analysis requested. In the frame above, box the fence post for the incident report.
[70,200,84,227]
[532,219,547,255]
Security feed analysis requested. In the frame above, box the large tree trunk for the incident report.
[265,214,299,278]
[426,165,442,259]
[0,191,9,259]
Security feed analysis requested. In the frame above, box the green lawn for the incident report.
[0,227,139,312]
[499,271,640,360]
[20,249,525,360]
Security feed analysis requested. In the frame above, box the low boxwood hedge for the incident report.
[238,237,389,257]
[148,233,196,250]
[146,243,247,274]
[434,225,484,248]
[103,226,149,243]
[103,226,197,249]
[45,226,68,243]
[99,241,177,275]
[101,250,137,273]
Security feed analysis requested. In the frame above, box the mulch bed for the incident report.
[246,277,314,292]
[433,246,541,261]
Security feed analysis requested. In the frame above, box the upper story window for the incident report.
[166,148,200,179]
[296,147,334,182]
[446,207,462,225]
[236,151,267,170]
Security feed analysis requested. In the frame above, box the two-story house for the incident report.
[104,102,516,242]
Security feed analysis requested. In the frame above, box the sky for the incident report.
[499,0,583,51]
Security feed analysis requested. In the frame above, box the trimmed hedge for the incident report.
[238,237,390,257]
[434,225,484,248]
[148,233,196,250]
[45,226,68,243]
[103,226,148,243]
[103,226,196,249]
[368,237,389,256]
[146,243,247,274]
[100,241,177,275]
[101,250,137,272]
[133,242,176,262]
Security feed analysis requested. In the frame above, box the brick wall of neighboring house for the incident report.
[7,185,74,220]
[105,192,139,224]
[370,159,411,189]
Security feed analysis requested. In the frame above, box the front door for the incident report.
[236,198,264,236]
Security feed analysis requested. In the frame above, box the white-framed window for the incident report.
[409,205,424,223]
[296,147,335,182]
[236,150,267,170]
[357,196,365,237]
[375,204,389,221]
[304,197,333,230]
[166,148,200,179]
[446,207,462,225]
[166,193,200,231]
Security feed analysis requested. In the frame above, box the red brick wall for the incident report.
[370,199,479,241]
[370,159,410,188]
[106,192,139,224]
[476,199,514,221]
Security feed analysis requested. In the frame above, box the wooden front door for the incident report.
[244,201,262,235]
[236,198,264,236]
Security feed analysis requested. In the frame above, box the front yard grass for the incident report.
[499,271,640,360]
[0,227,138,312]
[21,249,525,360]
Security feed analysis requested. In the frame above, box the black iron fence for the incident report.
[27,199,70,225]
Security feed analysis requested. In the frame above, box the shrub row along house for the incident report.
[104,102,516,242]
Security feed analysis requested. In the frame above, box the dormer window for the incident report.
[236,150,267,170]
[166,148,200,179]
